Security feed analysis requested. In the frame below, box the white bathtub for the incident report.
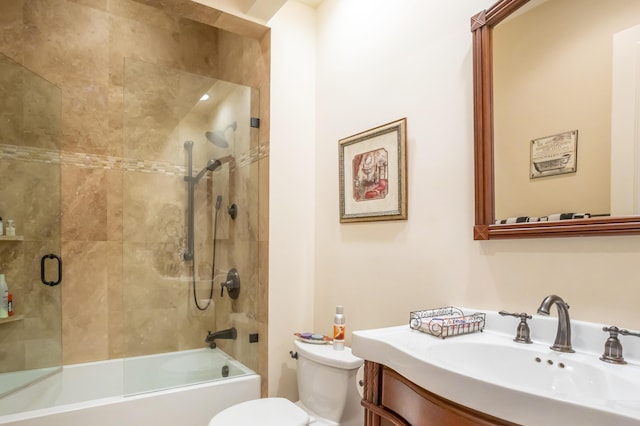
[0,348,260,426]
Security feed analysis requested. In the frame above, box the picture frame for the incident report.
[530,130,578,179]
[339,118,407,223]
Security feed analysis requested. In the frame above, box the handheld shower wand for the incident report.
[183,150,233,261]
[182,130,236,311]
[193,158,222,182]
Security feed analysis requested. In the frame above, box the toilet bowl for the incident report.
[209,339,364,426]
[209,397,310,426]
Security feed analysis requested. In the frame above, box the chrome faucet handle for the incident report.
[499,310,533,344]
[600,326,640,365]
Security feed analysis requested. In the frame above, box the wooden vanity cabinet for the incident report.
[361,361,518,426]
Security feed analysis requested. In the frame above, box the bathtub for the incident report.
[0,348,260,426]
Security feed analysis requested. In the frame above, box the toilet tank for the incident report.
[294,339,363,426]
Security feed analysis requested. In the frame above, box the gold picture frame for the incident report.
[339,118,407,223]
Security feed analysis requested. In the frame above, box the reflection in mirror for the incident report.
[494,0,640,220]
[471,0,640,239]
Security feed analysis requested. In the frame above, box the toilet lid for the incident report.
[209,397,309,426]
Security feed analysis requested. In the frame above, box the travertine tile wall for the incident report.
[0,0,270,395]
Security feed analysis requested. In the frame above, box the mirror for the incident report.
[471,0,640,239]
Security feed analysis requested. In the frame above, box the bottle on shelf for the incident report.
[5,220,15,237]
[0,274,8,319]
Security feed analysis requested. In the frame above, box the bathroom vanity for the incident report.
[361,360,515,425]
[352,309,640,426]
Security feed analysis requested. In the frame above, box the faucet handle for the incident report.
[499,311,533,344]
[600,326,640,364]
[220,268,241,299]
[618,328,640,338]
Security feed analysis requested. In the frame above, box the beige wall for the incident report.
[268,0,640,399]
[268,1,317,399]
[493,0,640,219]
[0,0,270,394]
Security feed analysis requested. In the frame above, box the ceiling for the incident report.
[296,0,323,6]
[191,0,322,23]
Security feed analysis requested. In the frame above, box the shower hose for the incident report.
[191,195,222,310]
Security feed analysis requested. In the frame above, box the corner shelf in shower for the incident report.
[0,314,24,324]
[0,236,23,241]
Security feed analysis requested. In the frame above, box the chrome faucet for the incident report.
[537,295,574,353]
[205,327,237,349]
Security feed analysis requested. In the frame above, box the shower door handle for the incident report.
[41,254,62,287]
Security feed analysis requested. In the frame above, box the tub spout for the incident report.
[205,327,237,349]
[537,295,574,353]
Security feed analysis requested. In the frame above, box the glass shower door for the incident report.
[122,58,260,395]
[0,53,63,399]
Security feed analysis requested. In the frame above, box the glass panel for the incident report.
[0,53,62,401]
[122,58,259,395]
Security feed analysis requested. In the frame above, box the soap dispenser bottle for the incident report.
[0,274,8,319]
[333,305,345,351]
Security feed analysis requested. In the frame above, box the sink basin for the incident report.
[352,311,640,425]
[426,340,637,402]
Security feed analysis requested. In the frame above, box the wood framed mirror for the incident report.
[471,0,640,240]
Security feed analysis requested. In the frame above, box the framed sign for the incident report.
[530,130,578,179]
[339,118,407,223]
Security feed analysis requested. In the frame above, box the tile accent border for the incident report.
[0,143,269,175]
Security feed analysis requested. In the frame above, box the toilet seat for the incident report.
[209,397,310,426]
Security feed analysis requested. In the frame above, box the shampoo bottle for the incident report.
[5,220,15,237]
[0,274,8,319]
[333,305,345,351]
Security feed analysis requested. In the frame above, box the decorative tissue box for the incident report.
[409,306,485,339]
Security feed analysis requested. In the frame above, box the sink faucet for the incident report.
[205,327,237,349]
[537,295,574,353]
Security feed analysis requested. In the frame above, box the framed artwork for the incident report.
[530,130,578,179]
[339,118,407,223]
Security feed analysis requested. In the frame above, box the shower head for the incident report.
[193,159,218,182]
[193,156,235,182]
[205,131,226,148]
[207,158,221,172]
[207,155,234,172]
[205,122,237,148]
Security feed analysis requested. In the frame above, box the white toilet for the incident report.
[209,339,364,426]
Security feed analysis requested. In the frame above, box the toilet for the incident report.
[209,339,364,426]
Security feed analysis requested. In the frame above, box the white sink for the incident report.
[352,310,640,425]
[425,339,639,402]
